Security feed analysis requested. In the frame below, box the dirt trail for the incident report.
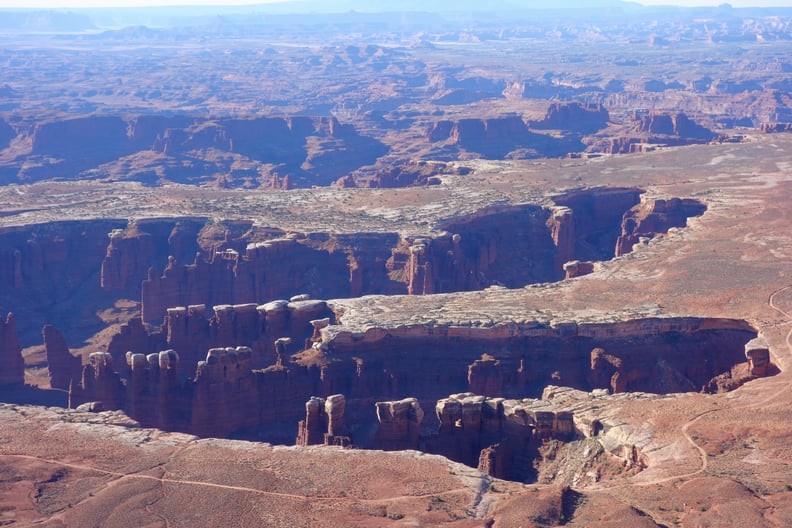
[0,453,471,507]
[590,284,792,494]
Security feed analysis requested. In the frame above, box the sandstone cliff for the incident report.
[632,111,717,140]
[321,316,758,401]
[0,313,24,386]
[373,397,424,451]
[5,114,388,188]
[426,116,578,159]
[60,315,765,449]
[336,161,469,188]
[1,187,704,347]
[0,118,15,150]
[426,392,574,480]
[552,187,643,262]
[106,298,333,379]
[615,196,708,256]
[599,111,718,154]
[125,349,188,430]
[191,346,259,437]
[43,324,81,391]
[69,352,125,410]
[0,184,709,390]
[0,220,127,344]
[295,394,349,447]
[101,218,203,292]
[530,102,610,134]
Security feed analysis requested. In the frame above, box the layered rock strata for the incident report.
[63,316,764,443]
[69,352,125,410]
[108,299,333,377]
[615,196,708,257]
[530,102,610,134]
[7,114,388,188]
[745,337,772,377]
[191,346,258,437]
[426,116,578,159]
[0,189,705,347]
[124,349,188,430]
[137,190,672,321]
[373,397,424,450]
[0,220,126,343]
[425,392,575,481]
[601,111,719,154]
[319,317,758,400]
[563,260,595,279]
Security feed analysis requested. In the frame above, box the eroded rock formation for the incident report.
[9,115,388,188]
[141,197,650,320]
[468,355,504,397]
[69,352,124,410]
[191,346,258,437]
[0,313,24,386]
[103,296,333,378]
[141,233,368,322]
[0,188,706,348]
[530,102,610,134]
[321,317,758,400]
[373,397,424,450]
[600,111,719,154]
[336,161,470,188]
[43,324,81,391]
[745,337,772,377]
[58,315,760,444]
[296,394,349,446]
[563,260,595,279]
[125,349,187,430]
[632,111,717,140]
[701,335,776,393]
[141,299,331,374]
[552,187,643,261]
[615,196,708,256]
[100,218,202,291]
[426,116,576,159]
[422,392,574,481]
[0,220,126,342]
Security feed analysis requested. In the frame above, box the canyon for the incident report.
[0,2,791,527]
[0,186,704,344]
[1,135,789,523]
[1,140,790,527]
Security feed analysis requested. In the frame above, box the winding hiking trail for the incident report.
[592,284,792,491]
[0,452,474,506]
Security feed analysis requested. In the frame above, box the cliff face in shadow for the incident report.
[0,189,706,344]
[5,115,388,189]
[65,315,758,448]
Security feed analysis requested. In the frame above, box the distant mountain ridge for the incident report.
[0,1,640,31]
[5,1,792,32]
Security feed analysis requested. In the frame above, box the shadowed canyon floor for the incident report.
[0,134,791,526]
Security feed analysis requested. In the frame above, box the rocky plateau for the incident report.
[0,2,791,527]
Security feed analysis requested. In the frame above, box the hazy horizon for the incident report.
[1,0,790,9]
